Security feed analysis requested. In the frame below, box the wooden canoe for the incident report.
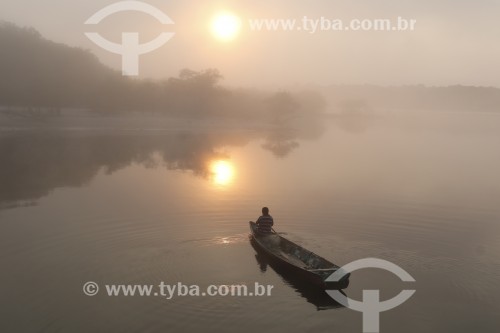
[249,221,350,289]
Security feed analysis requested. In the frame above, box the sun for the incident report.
[210,12,242,42]
[210,160,234,185]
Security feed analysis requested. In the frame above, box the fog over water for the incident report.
[1,111,499,332]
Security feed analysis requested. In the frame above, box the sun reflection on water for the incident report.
[210,160,234,186]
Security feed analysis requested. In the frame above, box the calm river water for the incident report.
[1,112,499,332]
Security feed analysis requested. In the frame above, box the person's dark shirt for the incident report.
[256,215,274,233]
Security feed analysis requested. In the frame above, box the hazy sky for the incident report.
[1,0,499,87]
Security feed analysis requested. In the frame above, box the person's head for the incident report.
[262,207,269,215]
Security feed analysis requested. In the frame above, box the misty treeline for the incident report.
[0,22,325,121]
[325,85,500,113]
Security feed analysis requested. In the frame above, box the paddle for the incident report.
[307,268,337,272]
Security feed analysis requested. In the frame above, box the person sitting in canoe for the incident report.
[256,207,274,233]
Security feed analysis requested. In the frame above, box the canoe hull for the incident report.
[249,222,349,289]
